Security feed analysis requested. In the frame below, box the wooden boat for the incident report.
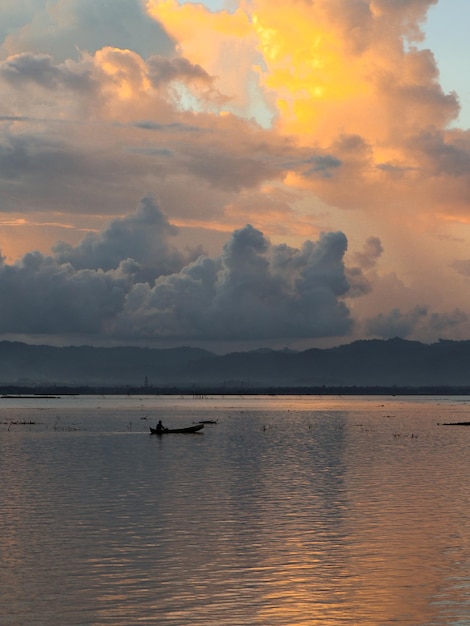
[149,424,204,435]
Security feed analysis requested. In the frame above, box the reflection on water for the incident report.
[2,395,470,624]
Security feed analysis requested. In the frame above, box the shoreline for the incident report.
[2,385,470,396]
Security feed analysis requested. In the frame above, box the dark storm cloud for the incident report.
[0,202,359,342]
[0,252,130,334]
[112,225,354,341]
[53,196,201,282]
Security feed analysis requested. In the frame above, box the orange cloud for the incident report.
[146,1,455,145]
[95,47,151,101]
[145,0,260,117]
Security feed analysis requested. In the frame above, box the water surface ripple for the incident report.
[1,395,470,624]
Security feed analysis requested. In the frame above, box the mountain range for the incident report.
[1,337,470,390]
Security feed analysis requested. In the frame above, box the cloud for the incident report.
[0,0,470,349]
[53,195,201,282]
[365,306,428,339]
[452,259,470,277]
[353,237,384,270]
[405,128,470,177]
[364,305,470,342]
[0,51,99,100]
[112,225,354,341]
[0,251,131,334]
[0,203,358,343]
[146,55,213,88]
[0,0,173,62]
[0,46,343,224]
[428,309,468,333]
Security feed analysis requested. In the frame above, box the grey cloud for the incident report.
[0,53,61,87]
[184,151,280,192]
[322,0,437,57]
[365,305,470,341]
[353,237,383,269]
[344,236,382,304]
[133,121,202,133]
[409,129,470,177]
[384,70,459,131]
[333,134,371,158]
[0,252,130,334]
[372,0,436,17]
[323,0,375,54]
[0,118,279,217]
[365,306,428,338]
[0,129,137,220]
[0,52,97,92]
[0,50,345,204]
[1,0,173,62]
[0,215,358,343]
[53,196,199,282]
[369,0,437,39]
[345,267,372,298]
[452,259,470,277]
[376,162,415,176]
[300,154,342,179]
[428,309,468,332]
[112,226,354,341]
[0,131,85,182]
[147,55,213,87]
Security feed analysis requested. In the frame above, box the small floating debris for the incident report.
[439,421,470,426]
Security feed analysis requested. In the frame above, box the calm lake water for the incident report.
[2,394,470,625]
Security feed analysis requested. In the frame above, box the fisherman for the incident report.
[155,420,164,434]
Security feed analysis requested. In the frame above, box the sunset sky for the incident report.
[1,0,470,352]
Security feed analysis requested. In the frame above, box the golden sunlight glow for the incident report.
[146,0,379,145]
[0,218,27,226]
[146,0,251,39]
[146,0,252,66]
[251,2,373,142]
[438,214,470,225]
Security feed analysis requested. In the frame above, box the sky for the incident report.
[1,0,470,353]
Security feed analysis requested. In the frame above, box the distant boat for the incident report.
[197,420,218,424]
[149,424,204,435]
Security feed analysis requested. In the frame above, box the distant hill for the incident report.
[0,342,212,387]
[1,337,470,390]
